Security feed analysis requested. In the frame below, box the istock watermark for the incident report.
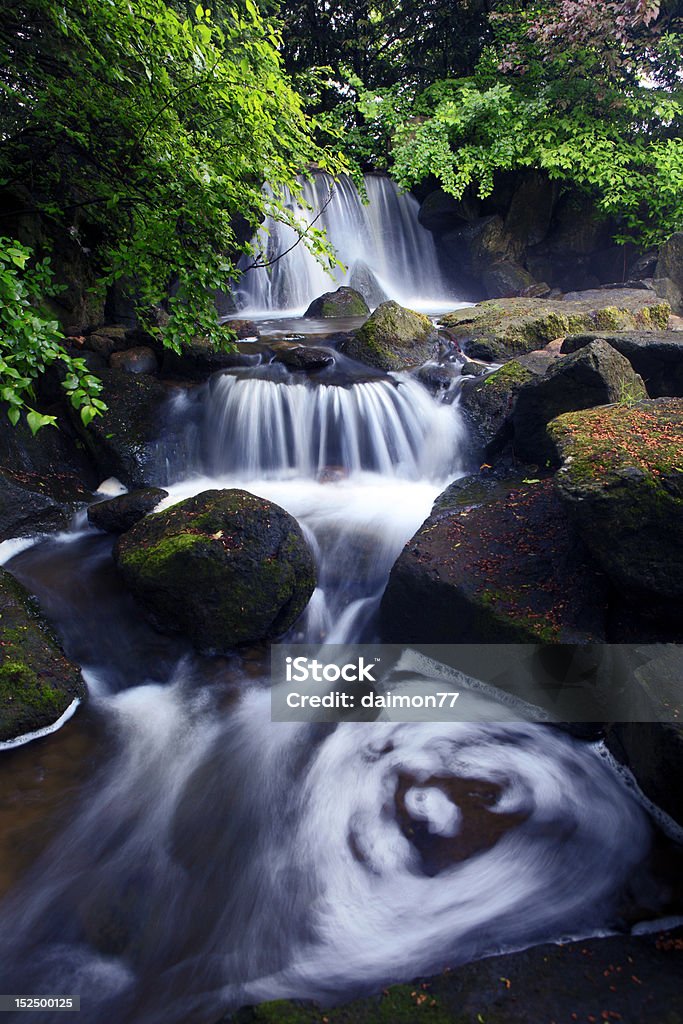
[270,643,683,723]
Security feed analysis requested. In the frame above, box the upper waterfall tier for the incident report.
[234,173,455,315]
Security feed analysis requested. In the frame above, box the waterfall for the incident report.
[201,370,462,480]
[235,173,453,314]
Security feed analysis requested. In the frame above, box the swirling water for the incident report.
[0,362,657,1024]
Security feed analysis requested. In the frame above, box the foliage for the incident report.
[315,0,683,245]
[0,0,344,424]
[0,238,103,430]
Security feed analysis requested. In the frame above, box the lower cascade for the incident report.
[0,362,656,1024]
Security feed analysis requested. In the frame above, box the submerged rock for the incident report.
[549,398,683,603]
[0,568,85,742]
[304,286,370,319]
[440,293,670,362]
[380,475,606,644]
[561,330,683,397]
[114,489,316,651]
[341,300,440,371]
[87,487,168,534]
[512,339,647,465]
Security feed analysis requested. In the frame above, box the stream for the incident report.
[0,175,671,1024]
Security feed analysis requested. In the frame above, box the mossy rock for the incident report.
[459,360,537,455]
[440,293,671,362]
[304,287,370,319]
[549,398,683,601]
[511,339,647,466]
[380,474,606,644]
[114,488,316,651]
[0,568,85,742]
[341,301,439,371]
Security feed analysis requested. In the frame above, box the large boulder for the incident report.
[0,568,85,742]
[87,487,168,534]
[304,286,369,319]
[0,469,91,542]
[109,346,158,375]
[504,172,558,248]
[418,186,480,233]
[549,398,683,603]
[380,475,606,644]
[441,215,520,282]
[440,294,671,363]
[459,360,538,455]
[655,232,683,314]
[114,489,316,651]
[608,721,683,827]
[561,330,683,397]
[340,301,440,371]
[512,340,647,465]
[480,260,539,300]
[69,368,176,488]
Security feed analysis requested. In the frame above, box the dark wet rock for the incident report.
[549,398,683,603]
[87,487,168,534]
[0,407,98,488]
[304,287,370,319]
[560,330,683,397]
[504,171,558,248]
[608,719,683,827]
[655,232,683,313]
[459,360,538,455]
[417,362,460,394]
[440,294,671,363]
[441,215,520,284]
[459,358,488,377]
[218,928,683,1023]
[114,489,316,651]
[481,259,538,300]
[381,475,606,644]
[0,469,91,542]
[109,346,158,375]
[512,340,646,466]
[68,368,175,488]
[341,301,440,371]
[161,330,244,380]
[0,567,85,742]
[84,325,130,358]
[272,345,335,372]
[418,185,480,232]
[228,319,260,339]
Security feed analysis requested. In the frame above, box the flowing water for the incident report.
[0,344,663,1023]
[234,173,455,315]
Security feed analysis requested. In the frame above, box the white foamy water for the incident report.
[235,173,458,314]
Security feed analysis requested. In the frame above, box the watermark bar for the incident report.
[0,997,80,1011]
[271,643,683,723]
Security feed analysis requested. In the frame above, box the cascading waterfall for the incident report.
[0,358,660,1024]
[234,173,453,314]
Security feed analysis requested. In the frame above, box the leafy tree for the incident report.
[323,0,683,244]
[0,0,343,425]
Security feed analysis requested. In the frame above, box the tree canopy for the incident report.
[291,0,683,246]
[0,0,343,426]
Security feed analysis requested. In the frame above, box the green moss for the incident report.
[483,360,534,390]
[0,659,65,715]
